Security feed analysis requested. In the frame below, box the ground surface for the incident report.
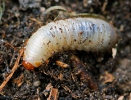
[0,0,131,100]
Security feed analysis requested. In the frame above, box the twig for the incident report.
[0,48,24,92]
[70,55,98,91]
[56,60,69,68]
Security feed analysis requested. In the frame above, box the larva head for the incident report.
[22,60,34,70]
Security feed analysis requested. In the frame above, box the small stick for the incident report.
[29,17,43,27]
[70,55,98,91]
[56,60,69,68]
[0,48,24,92]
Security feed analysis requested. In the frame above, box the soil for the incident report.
[0,0,131,100]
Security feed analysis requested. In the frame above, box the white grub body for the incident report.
[23,17,119,67]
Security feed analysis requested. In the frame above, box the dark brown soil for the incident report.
[0,0,131,100]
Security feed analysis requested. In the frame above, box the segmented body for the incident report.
[22,17,119,70]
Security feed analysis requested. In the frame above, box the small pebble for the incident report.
[33,80,41,87]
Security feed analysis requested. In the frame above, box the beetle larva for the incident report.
[22,17,120,70]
